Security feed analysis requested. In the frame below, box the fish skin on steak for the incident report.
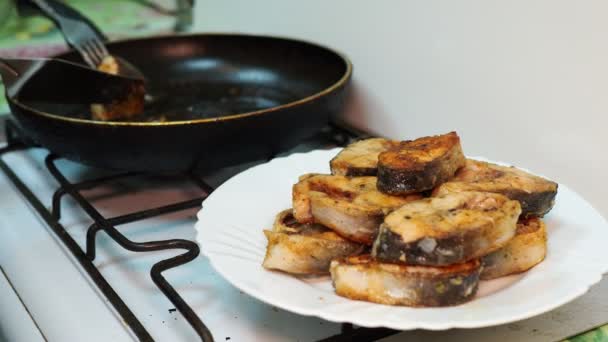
[433,159,558,218]
[377,132,466,195]
[372,191,521,266]
[330,255,481,307]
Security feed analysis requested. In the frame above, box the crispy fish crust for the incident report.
[481,217,547,280]
[263,210,364,275]
[91,56,145,121]
[293,174,421,244]
[433,159,558,218]
[377,132,466,195]
[372,191,521,266]
[330,138,400,176]
[330,255,481,307]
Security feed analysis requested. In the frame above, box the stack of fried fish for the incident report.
[263,132,557,307]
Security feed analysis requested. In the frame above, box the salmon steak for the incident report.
[263,209,364,275]
[330,138,400,177]
[433,159,558,218]
[293,174,421,244]
[377,132,465,195]
[330,255,481,307]
[372,191,521,266]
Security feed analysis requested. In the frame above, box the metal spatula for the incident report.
[19,0,145,80]
[0,57,144,104]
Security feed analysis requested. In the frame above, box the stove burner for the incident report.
[0,119,396,342]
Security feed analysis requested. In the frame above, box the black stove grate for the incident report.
[0,120,398,342]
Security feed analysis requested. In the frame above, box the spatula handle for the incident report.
[0,58,45,95]
[18,0,108,47]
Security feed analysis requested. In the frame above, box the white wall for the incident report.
[193,1,608,216]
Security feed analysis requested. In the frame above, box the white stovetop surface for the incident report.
[0,144,607,342]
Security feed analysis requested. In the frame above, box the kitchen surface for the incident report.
[1,1,607,341]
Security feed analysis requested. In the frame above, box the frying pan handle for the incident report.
[18,0,108,46]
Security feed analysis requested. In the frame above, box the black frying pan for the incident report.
[3,0,351,173]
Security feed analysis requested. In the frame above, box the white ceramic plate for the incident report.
[195,148,608,330]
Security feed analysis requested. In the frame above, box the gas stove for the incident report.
[0,119,396,342]
[2,118,608,342]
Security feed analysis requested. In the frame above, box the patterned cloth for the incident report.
[567,325,608,342]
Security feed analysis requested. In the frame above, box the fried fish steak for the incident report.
[372,191,521,266]
[293,174,421,244]
[433,159,558,218]
[262,209,364,275]
[376,132,465,195]
[330,138,400,176]
[481,217,547,280]
[91,56,145,121]
[330,255,481,307]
